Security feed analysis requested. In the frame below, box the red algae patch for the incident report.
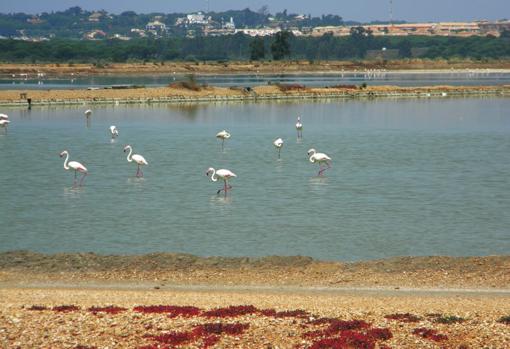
[133,305,201,317]
[202,305,258,318]
[52,305,80,312]
[413,327,448,342]
[384,313,421,323]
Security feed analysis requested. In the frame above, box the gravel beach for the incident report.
[1,252,509,348]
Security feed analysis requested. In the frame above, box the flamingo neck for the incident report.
[210,169,218,182]
[126,147,133,162]
[63,153,70,170]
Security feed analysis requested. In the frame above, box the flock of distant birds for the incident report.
[1,112,333,195]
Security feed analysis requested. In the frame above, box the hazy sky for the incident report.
[0,0,507,22]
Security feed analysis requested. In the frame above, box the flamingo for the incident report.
[206,167,236,195]
[216,130,231,150]
[84,109,92,117]
[123,145,148,178]
[273,138,284,159]
[296,116,303,138]
[59,150,88,187]
[307,148,332,176]
[109,125,119,139]
[0,114,9,132]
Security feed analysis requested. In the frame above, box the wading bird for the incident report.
[296,116,303,139]
[206,167,236,195]
[59,150,88,187]
[216,130,231,150]
[123,145,148,178]
[84,109,92,117]
[109,125,119,139]
[0,114,9,132]
[307,148,332,176]
[273,138,284,159]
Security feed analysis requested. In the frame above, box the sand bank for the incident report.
[1,84,509,107]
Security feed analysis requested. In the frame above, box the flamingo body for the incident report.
[84,109,92,117]
[206,167,236,195]
[0,120,9,127]
[307,148,332,175]
[109,125,119,138]
[273,138,284,159]
[59,150,88,186]
[216,130,231,150]
[0,113,8,121]
[296,117,303,138]
[124,145,148,177]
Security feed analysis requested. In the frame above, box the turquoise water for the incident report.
[0,98,509,261]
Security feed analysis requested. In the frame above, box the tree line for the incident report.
[1,30,509,63]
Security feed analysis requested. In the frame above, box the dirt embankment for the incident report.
[2,59,510,77]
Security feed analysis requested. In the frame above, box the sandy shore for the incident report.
[2,60,510,77]
[1,252,509,348]
[1,84,509,107]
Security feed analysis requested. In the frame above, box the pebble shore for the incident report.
[1,252,509,348]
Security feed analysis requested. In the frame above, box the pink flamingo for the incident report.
[308,148,332,176]
[59,150,88,186]
[123,145,148,178]
[206,167,236,195]
[0,113,9,133]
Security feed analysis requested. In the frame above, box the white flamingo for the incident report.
[206,167,237,195]
[307,148,332,176]
[123,145,148,178]
[0,114,9,132]
[59,150,88,187]
[84,109,92,117]
[109,125,119,139]
[273,138,284,159]
[216,130,231,150]
[296,116,303,138]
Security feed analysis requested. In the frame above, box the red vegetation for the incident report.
[88,306,127,315]
[143,323,249,349]
[202,305,258,318]
[53,305,80,312]
[133,305,201,318]
[367,328,393,340]
[194,323,249,336]
[413,327,448,342]
[274,309,310,318]
[384,313,422,323]
[308,317,337,325]
[27,305,48,311]
[147,331,195,346]
[309,331,376,349]
[75,346,97,349]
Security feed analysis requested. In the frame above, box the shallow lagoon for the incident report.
[0,97,509,261]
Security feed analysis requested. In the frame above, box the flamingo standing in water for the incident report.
[216,130,231,150]
[273,138,284,159]
[307,148,332,176]
[59,150,88,187]
[84,109,92,117]
[123,145,148,178]
[206,167,236,195]
[109,125,119,139]
[296,116,303,139]
[0,114,9,132]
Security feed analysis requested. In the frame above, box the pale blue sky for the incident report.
[0,0,507,22]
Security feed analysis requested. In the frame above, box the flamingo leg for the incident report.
[135,164,140,177]
[221,139,225,151]
[79,172,87,186]
[278,148,281,159]
[73,170,78,187]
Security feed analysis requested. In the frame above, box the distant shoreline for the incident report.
[2,60,510,78]
[0,84,508,107]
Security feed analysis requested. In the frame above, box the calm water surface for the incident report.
[0,98,509,261]
[2,71,510,90]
